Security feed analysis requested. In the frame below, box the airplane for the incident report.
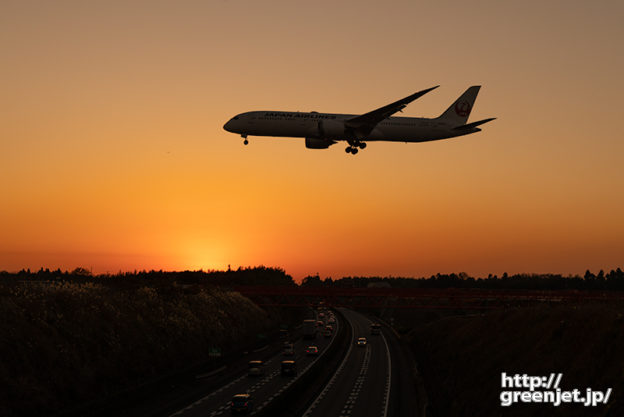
[223,85,495,155]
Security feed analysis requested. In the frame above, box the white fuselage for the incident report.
[223,111,479,143]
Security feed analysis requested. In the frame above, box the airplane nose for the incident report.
[223,120,233,132]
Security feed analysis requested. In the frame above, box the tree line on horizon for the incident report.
[0,265,295,288]
[301,268,624,290]
[1,266,624,290]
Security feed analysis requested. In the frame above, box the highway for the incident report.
[168,314,338,417]
[302,309,391,417]
[165,308,420,417]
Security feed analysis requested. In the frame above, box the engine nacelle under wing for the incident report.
[305,137,336,149]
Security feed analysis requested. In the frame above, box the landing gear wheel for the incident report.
[359,142,367,149]
[243,139,249,145]
[345,147,352,153]
[351,147,359,154]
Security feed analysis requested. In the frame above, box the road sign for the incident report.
[208,346,222,358]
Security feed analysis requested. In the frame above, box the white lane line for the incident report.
[302,313,354,417]
[171,312,340,417]
[252,344,269,353]
[337,344,371,416]
[381,330,392,417]
[250,314,341,415]
[196,365,227,379]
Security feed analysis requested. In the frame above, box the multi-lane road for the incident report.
[169,313,338,417]
[166,308,420,417]
[302,309,391,417]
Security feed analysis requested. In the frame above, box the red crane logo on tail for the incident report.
[455,100,471,117]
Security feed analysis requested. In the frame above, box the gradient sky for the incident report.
[2,1,623,279]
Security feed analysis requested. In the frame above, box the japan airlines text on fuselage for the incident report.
[223,85,495,155]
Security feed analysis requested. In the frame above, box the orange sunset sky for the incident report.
[2,1,623,279]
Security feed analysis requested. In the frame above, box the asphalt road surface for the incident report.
[169,314,338,417]
[166,308,419,417]
[302,309,391,417]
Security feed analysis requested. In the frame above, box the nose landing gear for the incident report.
[242,134,248,145]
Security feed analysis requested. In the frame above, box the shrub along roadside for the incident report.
[0,281,280,417]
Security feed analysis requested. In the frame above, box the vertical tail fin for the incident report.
[437,86,481,125]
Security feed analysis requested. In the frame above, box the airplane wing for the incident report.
[345,85,439,135]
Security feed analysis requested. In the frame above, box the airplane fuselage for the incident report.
[223,111,480,143]
[223,86,493,154]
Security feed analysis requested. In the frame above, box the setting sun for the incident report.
[1,1,623,279]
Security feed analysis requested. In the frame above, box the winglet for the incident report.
[418,85,440,95]
[399,85,440,108]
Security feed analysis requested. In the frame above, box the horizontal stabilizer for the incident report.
[453,117,496,130]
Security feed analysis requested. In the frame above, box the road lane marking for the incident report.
[338,345,371,416]
[171,314,340,416]
[302,313,354,417]
[196,365,227,379]
[251,319,340,414]
[381,331,391,417]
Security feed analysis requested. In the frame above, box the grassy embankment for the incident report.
[406,304,624,417]
[0,280,280,417]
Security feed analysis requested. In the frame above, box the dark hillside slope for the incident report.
[408,304,624,417]
[0,281,277,417]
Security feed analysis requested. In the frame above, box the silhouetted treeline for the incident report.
[0,265,295,288]
[302,268,624,290]
[3,266,624,290]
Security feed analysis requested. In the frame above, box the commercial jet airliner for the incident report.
[223,86,495,155]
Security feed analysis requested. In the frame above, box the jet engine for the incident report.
[305,137,336,149]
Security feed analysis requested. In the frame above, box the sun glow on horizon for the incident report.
[2,1,623,279]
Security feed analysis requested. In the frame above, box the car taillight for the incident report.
[244,402,248,406]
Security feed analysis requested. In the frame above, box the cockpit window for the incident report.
[233,116,239,120]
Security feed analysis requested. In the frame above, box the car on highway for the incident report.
[323,329,332,338]
[282,342,294,356]
[230,393,253,414]
[303,319,317,339]
[281,360,297,376]
[247,360,264,377]
[328,317,336,324]
[357,337,367,347]
[370,323,381,335]
[316,320,324,327]
[305,345,319,356]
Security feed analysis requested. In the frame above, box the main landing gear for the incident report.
[242,134,248,145]
[345,140,366,155]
